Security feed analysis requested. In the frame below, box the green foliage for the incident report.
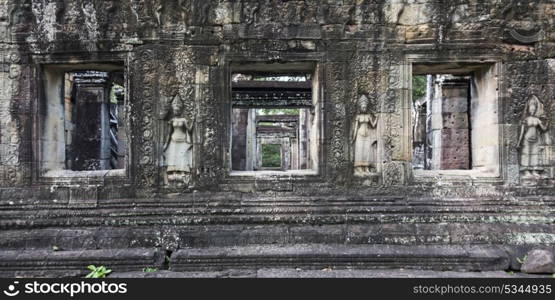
[110,83,124,104]
[516,255,528,264]
[252,75,308,82]
[412,75,427,101]
[86,265,112,278]
[259,108,300,115]
[143,267,158,273]
[261,144,281,168]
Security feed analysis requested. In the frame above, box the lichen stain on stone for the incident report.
[506,233,555,245]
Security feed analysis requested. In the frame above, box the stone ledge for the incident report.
[111,269,547,278]
[0,248,165,278]
[170,244,510,272]
[1,224,554,250]
[1,206,554,229]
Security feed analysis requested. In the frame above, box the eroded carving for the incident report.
[243,2,259,25]
[352,94,378,176]
[134,47,158,188]
[518,95,551,179]
[81,2,98,41]
[162,90,195,187]
[382,161,404,186]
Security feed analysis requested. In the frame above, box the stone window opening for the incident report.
[410,63,500,177]
[412,74,473,170]
[40,64,127,177]
[229,64,321,176]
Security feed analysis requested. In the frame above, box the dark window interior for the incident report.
[63,70,126,171]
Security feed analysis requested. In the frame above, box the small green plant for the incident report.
[143,267,158,273]
[506,271,515,275]
[86,265,112,278]
[552,273,555,278]
[517,255,528,264]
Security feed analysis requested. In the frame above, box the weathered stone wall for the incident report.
[0,0,553,190]
[0,0,554,275]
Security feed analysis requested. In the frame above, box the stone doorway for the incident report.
[230,71,316,173]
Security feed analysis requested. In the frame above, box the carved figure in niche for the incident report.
[154,1,163,26]
[243,2,259,25]
[178,0,191,24]
[9,2,34,30]
[518,95,551,179]
[352,94,378,176]
[162,93,194,186]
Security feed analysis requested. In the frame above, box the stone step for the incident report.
[0,248,165,278]
[111,269,548,278]
[2,195,554,211]
[0,245,517,278]
[169,244,510,272]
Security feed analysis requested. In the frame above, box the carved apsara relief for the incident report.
[30,0,58,43]
[352,94,378,176]
[518,95,551,179]
[242,2,259,25]
[161,89,195,187]
[349,53,393,180]
[150,0,191,30]
[130,0,146,23]
[157,48,203,188]
[81,1,98,41]
[8,2,33,32]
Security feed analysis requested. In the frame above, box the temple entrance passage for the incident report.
[231,73,313,172]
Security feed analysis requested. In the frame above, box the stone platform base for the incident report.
[0,248,165,278]
[170,244,510,272]
[0,244,511,278]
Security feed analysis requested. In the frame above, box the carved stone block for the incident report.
[382,161,405,186]
[69,186,98,208]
